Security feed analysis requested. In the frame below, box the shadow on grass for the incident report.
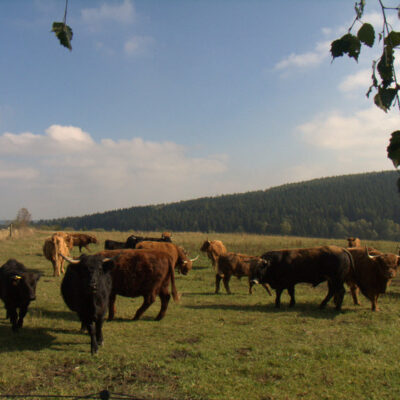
[184,302,354,319]
[31,307,78,322]
[0,324,56,353]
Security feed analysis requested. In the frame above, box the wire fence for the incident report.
[0,390,148,400]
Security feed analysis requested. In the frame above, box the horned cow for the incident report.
[43,233,72,276]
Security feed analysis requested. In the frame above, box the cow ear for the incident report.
[12,275,22,286]
[102,259,115,273]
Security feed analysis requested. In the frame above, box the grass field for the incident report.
[1,230,400,400]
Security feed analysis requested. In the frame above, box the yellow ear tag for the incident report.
[13,275,22,285]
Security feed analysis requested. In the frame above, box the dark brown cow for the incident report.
[250,245,354,310]
[136,241,197,275]
[216,252,272,296]
[200,240,227,269]
[99,249,179,321]
[69,233,98,252]
[345,247,400,311]
[347,237,361,248]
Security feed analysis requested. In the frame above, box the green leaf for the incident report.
[330,34,361,61]
[52,22,73,50]
[377,47,394,87]
[387,131,400,168]
[374,87,398,112]
[357,23,375,47]
[385,31,400,48]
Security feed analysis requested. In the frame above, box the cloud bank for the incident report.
[0,125,228,219]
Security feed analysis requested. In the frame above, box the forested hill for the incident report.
[38,171,400,240]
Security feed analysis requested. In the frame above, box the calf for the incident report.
[99,249,179,321]
[347,237,361,248]
[0,259,41,331]
[345,247,400,311]
[60,253,117,354]
[216,252,272,295]
[69,233,98,252]
[104,239,125,250]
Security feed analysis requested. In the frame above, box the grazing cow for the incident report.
[200,240,227,269]
[216,252,272,296]
[0,259,41,331]
[60,253,117,354]
[135,241,197,275]
[69,233,98,252]
[43,233,71,276]
[345,247,400,311]
[98,249,179,321]
[162,232,172,240]
[125,234,172,249]
[104,239,126,250]
[347,237,361,248]
[250,245,354,310]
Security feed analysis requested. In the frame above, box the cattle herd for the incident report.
[0,232,399,355]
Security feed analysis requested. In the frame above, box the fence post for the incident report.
[9,223,13,239]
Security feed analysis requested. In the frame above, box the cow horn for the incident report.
[60,253,80,264]
[102,254,121,263]
[190,255,199,262]
[365,247,378,259]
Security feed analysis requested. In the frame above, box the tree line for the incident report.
[37,171,400,241]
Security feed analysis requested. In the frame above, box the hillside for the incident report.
[38,171,400,240]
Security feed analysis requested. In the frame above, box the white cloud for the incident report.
[297,106,399,172]
[339,69,371,93]
[0,125,229,219]
[81,0,135,27]
[124,36,155,56]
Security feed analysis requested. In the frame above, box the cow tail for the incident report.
[169,263,180,302]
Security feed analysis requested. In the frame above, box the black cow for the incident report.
[124,235,172,249]
[0,259,41,331]
[104,239,126,250]
[60,253,117,354]
[250,245,354,311]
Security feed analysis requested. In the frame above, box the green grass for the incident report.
[1,231,400,399]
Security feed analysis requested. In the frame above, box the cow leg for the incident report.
[320,281,335,309]
[222,274,232,294]
[17,304,28,329]
[108,292,117,321]
[287,286,296,307]
[349,283,361,305]
[371,294,379,311]
[7,307,19,332]
[333,285,345,311]
[156,288,171,321]
[262,284,272,296]
[133,294,155,321]
[95,319,104,346]
[86,322,98,355]
[52,260,58,277]
[215,274,222,294]
[275,288,283,308]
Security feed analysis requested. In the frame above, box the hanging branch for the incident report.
[51,0,73,50]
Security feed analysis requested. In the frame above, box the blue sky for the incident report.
[1,0,399,220]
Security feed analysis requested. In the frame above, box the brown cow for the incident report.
[99,249,179,321]
[69,233,98,252]
[216,252,272,295]
[347,237,361,248]
[136,241,197,275]
[200,240,227,269]
[345,247,400,311]
[43,233,71,276]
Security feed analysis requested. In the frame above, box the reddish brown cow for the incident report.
[99,249,179,321]
[216,252,272,295]
[136,241,197,275]
[69,233,98,252]
[345,247,400,311]
[200,240,227,269]
[347,237,361,248]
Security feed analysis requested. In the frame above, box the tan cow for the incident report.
[216,252,272,295]
[136,241,197,275]
[345,247,400,311]
[200,240,227,269]
[43,233,71,276]
[347,237,361,248]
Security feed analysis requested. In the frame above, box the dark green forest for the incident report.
[37,171,400,240]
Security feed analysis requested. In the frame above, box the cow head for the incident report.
[347,237,361,248]
[249,258,269,286]
[200,240,211,252]
[176,247,198,275]
[61,254,117,293]
[365,248,400,280]
[14,271,42,302]
[89,235,98,244]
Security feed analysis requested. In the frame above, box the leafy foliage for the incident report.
[331,1,400,167]
[37,171,400,241]
[51,22,73,51]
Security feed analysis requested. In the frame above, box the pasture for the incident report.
[0,230,400,399]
